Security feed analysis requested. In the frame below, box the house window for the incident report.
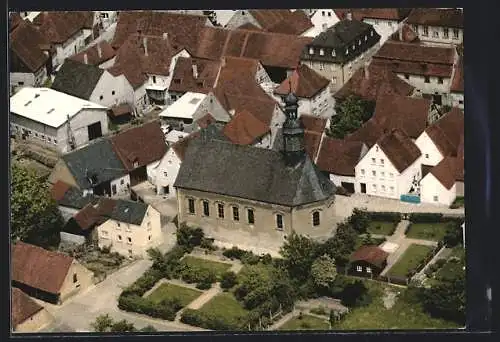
[73,273,78,283]
[433,31,439,38]
[366,267,372,274]
[438,77,443,84]
[164,172,168,177]
[423,26,429,36]
[364,35,367,41]
[203,200,210,216]
[424,76,430,83]
[332,77,337,84]
[217,203,224,219]
[412,24,418,32]
[322,23,328,30]
[328,12,331,17]
[120,179,124,185]
[405,74,409,80]
[389,173,394,178]
[345,48,349,55]
[453,29,459,39]
[322,11,325,16]
[433,195,439,202]
[54,139,58,144]
[372,171,376,176]
[356,266,362,272]
[188,198,195,214]
[372,184,377,191]
[331,49,336,57]
[381,185,386,192]
[152,76,156,83]
[118,235,122,241]
[380,159,384,165]
[247,209,255,224]
[381,171,385,178]
[233,206,239,221]
[319,48,324,56]
[371,30,374,36]
[112,90,115,95]
[147,222,151,229]
[309,47,314,55]
[127,237,132,243]
[117,222,121,228]
[425,153,429,159]
[358,39,361,46]
[319,62,325,70]
[352,44,355,50]
[112,184,117,195]
[459,100,464,105]
[312,211,320,226]
[390,186,394,192]
[18,81,24,86]
[371,158,376,164]
[148,235,151,240]
[443,28,449,39]
[276,214,284,230]
[361,169,365,175]
[100,95,103,100]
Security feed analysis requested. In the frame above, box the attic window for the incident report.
[352,44,355,50]
[358,39,361,45]
[174,79,181,84]
[328,12,331,17]
[133,161,139,168]
[241,11,245,15]
[345,49,349,55]
[371,30,374,36]
[319,48,325,56]
[365,35,367,41]
[331,49,336,57]
[309,47,314,55]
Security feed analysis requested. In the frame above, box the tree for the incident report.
[220,271,238,290]
[340,280,370,307]
[443,221,463,247]
[10,164,64,248]
[329,96,375,139]
[321,222,358,266]
[280,232,321,282]
[111,319,136,332]
[91,314,114,332]
[348,208,370,234]
[311,254,338,289]
[176,224,204,249]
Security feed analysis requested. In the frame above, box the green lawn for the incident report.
[198,292,249,323]
[147,282,202,306]
[181,256,232,279]
[368,221,397,236]
[331,280,461,330]
[279,315,330,331]
[406,223,449,241]
[354,236,386,250]
[435,260,464,283]
[387,244,434,278]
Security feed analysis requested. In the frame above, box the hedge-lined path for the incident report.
[412,247,451,283]
[39,259,206,332]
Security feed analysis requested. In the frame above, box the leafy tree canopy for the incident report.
[329,96,375,139]
[311,254,337,289]
[280,231,322,282]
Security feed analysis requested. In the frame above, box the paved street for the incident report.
[40,259,206,332]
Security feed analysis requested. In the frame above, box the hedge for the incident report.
[408,213,443,223]
[118,294,179,321]
[366,212,402,223]
[222,246,271,265]
[180,308,245,331]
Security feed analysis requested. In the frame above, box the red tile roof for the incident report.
[171,131,201,160]
[372,41,456,77]
[274,64,330,98]
[425,107,464,157]
[248,9,313,35]
[334,64,414,101]
[32,11,91,44]
[72,198,117,230]
[345,118,384,147]
[169,57,221,94]
[69,41,116,66]
[406,8,463,29]
[111,11,208,53]
[10,19,51,73]
[237,23,264,31]
[300,114,328,134]
[429,156,458,190]
[223,109,270,145]
[110,103,133,118]
[336,8,412,21]
[372,94,431,139]
[196,113,216,129]
[389,23,419,43]
[304,131,323,160]
[316,138,365,176]
[110,120,168,171]
[451,56,464,93]
[376,129,422,173]
[350,245,389,268]
[10,12,23,31]
[194,27,312,69]
[12,288,44,327]
[12,242,74,295]
[51,180,72,201]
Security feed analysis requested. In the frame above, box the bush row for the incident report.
[366,212,402,223]
[118,294,180,321]
[222,246,273,265]
[180,309,245,331]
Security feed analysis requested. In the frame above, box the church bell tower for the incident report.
[282,90,305,166]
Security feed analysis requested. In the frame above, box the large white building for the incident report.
[406,8,463,46]
[10,87,109,153]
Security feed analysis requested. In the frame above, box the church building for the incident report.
[174,92,337,250]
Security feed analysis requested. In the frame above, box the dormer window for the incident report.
[322,11,325,16]
[331,49,336,57]
[133,161,139,168]
[345,48,349,55]
[371,30,374,36]
[309,47,314,55]
[358,39,361,45]
[352,44,355,50]
[319,48,325,56]
[365,35,367,41]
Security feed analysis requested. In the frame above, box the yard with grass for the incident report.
[368,221,397,236]
[147,282,202,306]
[387,244,434,278]
[198,292,249,323]
[406,222,449,241]
[279,314,330,331]
[331,280,461,330]
[181,256,232,279]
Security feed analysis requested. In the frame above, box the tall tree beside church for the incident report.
[10,164,63,248]
[329,96,375,139]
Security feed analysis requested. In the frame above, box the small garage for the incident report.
[341,182,355,194]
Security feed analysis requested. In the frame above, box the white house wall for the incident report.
[153,148,182,197]
[133,84,149,115]
[192,93,231,123]
[89,70,134,108]
[255,63,272,84]
[420,173,456,205]
[54,31,87,67]
[363,18,402,44]
[98,56,116,69]
[225,10,261,30]
[305,9,341,38]
[451,92,464,109]
[396,73,452,104]
[110,174,131,196]
[415,131,444,167]
[411,24,463,45]
[330,174,356,187]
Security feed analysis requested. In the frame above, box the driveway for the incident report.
[40,259,206,332]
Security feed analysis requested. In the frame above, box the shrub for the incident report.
[200,237,217,251]
[180,265,199,284]
[310,306,327,316]
[241,252,260,265]
[100,245,111,254]
[443,221,463,247]
[340,280,370,307]
[408,213,443,223]
[222,246,246,260]
[367,211,402,223]
[118,294,179,321]
[196,270,217,289]
[260,254,273,265]
[177,224,204,249]
[220,271,238,290]
[435,259,447,268]
[181,309,243,331]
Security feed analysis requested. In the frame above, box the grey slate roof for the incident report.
[301,19,380,64]
[108,200,148,225]
[58,187,99,209]
[62,138,128,189]
[51,59,104,100]
[174,139,336,207]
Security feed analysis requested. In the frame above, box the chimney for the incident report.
[97,43,102,58]
[163,32,169,40]
[192,64,198,79]
[346,12,352,20]
[83,53,88,65]
[221,57,226,68]
[398,25,403,41]
[143,36,148,57]
[364,62,369,79]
